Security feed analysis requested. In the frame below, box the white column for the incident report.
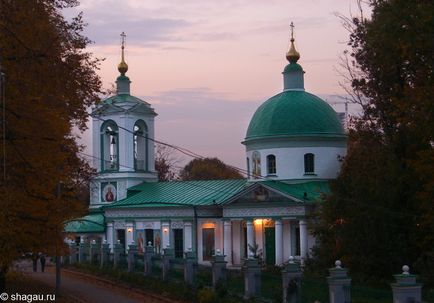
[223,221,232,265]
[275,219,283,265]
[106,222,114,251]
[184,222,193,252]
[246,220,254,257]
[161,222,170,249]
[299,219,308,263]
[126,222,134,246]
[283,220,292,261]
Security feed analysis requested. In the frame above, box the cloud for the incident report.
[65,1,192,47]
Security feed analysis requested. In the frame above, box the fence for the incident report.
[65,241,424,303]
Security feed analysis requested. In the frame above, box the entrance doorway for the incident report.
[145,229,153,246]
[116,229,126,249]
[174,229,184,258]
[264,227,275,265]
[202,228,215,261]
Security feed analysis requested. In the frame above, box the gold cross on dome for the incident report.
[120,32,126,49]
[290,22,295,41]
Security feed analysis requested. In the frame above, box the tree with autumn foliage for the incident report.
[180,158,243,181]
[0,0,101,290]
[311,0,434,285]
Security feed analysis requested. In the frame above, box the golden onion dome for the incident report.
[118,32,128,75]
[286,22,300,63]
[118,60,128,75]
[286,38,300,63]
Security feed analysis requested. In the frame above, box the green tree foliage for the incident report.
[312,0,434,284]
[0,0,101,290]
[180,158,243,181]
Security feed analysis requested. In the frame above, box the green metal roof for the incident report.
[261,181,330,202]
[101,94,150,106]
[106,179,248,209]
[64,213,105,233]
[283,63,303,73]
[245,90,346,142]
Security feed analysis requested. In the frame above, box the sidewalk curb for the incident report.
[62,269,183,303]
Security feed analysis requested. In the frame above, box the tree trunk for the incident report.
[0,266,7,293]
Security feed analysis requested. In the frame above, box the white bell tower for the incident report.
[89,32,157,209]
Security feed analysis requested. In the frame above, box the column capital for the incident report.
[107,222,114,227]
[299,219,307,225]
[275,219,283,225]
[223,220,232,226]
[184,221,193,227]
[246,219,254,225]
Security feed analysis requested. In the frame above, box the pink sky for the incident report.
[67,0,364,169]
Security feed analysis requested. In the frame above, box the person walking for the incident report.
[32,253,38,272]
[39,253,46,273]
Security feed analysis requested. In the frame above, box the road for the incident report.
[17,260,175,303]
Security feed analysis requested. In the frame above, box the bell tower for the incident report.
[89,32,158,209]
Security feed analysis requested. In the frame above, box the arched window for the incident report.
[304,153,315,174]
[246,157,250,177]
[252,151,261,178]
[101,120,119,171]
[267,154,276,175]
[133,120,148,171]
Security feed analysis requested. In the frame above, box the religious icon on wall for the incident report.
[154,231,161,254]
[101,182,117,202]
[254,186,269,201]
[136,231,144,253]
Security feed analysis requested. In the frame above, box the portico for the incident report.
[221,217,309,267]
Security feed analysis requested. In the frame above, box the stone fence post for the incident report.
[89,240,99,264]
[327,260,351,303]
[100,240,110,267]
[282,256,302,303]
[127,242,138,272]
[144,242,155,276]
[184,249,197,286]
[162,246,174,281]
[391,265,422,303]
[68,241,77,265]
[211,249,227,288]
[113,240,123,268]
[243,255,261,299]
[78,239,88,263]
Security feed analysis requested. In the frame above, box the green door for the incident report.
[265,227,275,265]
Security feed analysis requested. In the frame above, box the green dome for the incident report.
[245,90,345,141]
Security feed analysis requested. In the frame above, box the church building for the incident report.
[65,27,347,267]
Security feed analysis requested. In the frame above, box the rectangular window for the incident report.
[202,228,215,261]
[267,155,276,175]
[304,153,315,174]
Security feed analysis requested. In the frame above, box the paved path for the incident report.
[17,260,174,303]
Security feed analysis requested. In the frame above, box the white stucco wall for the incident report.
[246,145,346,181]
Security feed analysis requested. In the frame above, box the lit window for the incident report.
[267,154,276,175]
[304,153,315,174]
[101,120,119,171]
[133,120,148,171]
